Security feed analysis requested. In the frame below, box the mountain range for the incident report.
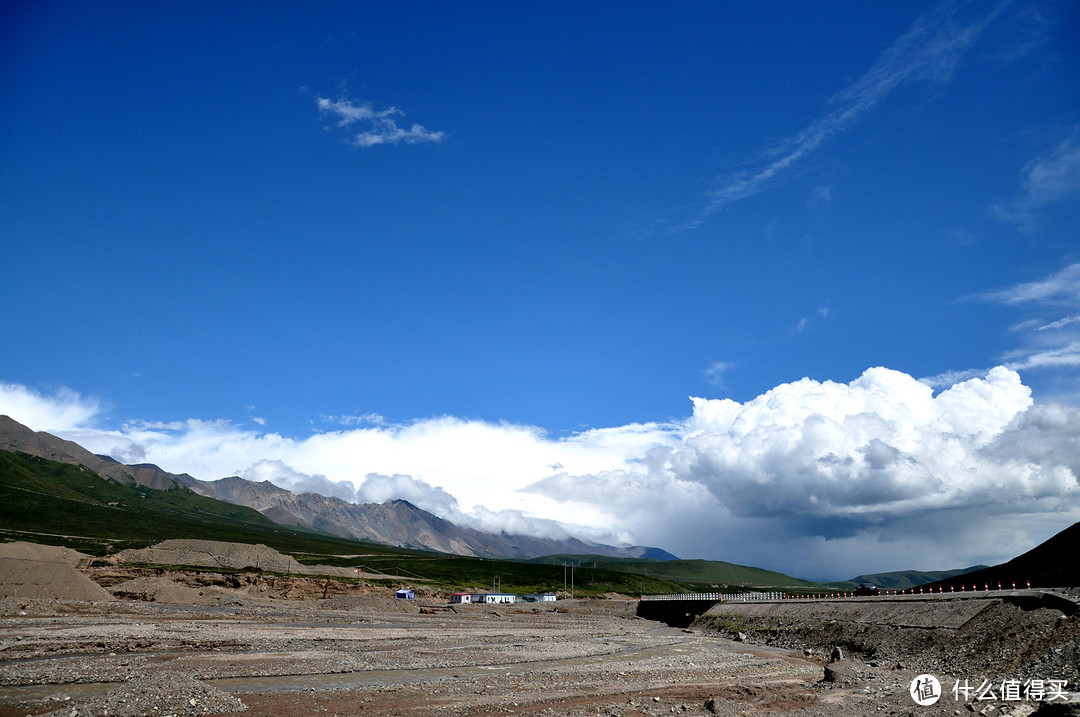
[845,566,989,591]
[0,415,676,561]
[4,414,1075,589]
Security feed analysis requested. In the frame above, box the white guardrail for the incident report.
[639,592,783,602]
[640,592,721,601]
[722,592,784,602]
[642,583,1036,602]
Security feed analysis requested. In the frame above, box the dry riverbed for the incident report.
[1,542,1077,716]
[0,589,1045,717]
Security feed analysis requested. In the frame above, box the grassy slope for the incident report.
[531,554,830,590]
[0,450,688,596]
[841,566,989,590]
[0,450,436,557]
[296,552,687,596]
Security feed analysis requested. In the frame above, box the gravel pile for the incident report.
[0,541,94,567]
[112,540,306,573]
[0,544,115,602]
[38,672,246,717]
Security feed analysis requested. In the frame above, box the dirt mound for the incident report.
[112,539,306,573]
[0,541,93,567]
[0,557,114,602]
[108,576,212,605]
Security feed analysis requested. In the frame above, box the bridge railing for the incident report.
[724,592,784,602]
[639,591,786,602]
[639,592,721,602]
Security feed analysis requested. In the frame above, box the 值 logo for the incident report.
[910,674,942,706]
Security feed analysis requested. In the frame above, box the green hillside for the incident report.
[0,450,689,596]
[0,449,362,553]
[294,551,687,596]
[842,566,988,590]
[531,554,831,590]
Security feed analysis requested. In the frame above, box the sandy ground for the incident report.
[1,542,1077,717]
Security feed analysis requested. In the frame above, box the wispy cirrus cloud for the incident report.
[320,412,388,428]
[702,361,735,387]
[981,262,1080,307]
[796,305,831,332]
[993,130,1080,230]
[317,96,446,148]
[680,1,1009,230]
[926,263,1080,390]
[988,264,1080,375]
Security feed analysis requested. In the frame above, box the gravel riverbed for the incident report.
[1,545,1077,716]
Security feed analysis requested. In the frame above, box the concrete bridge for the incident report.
[636,588,1077,628]
[636,592,723,627]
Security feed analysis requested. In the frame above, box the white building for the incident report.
[472,593,517,604]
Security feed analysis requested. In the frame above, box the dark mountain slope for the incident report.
[845,566,987,590]
[919,522,1080,590]
[1,415,673,561]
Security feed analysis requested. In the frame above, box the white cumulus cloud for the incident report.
[0,382,101,433]
[2,365,1079,580]
[672,367,1052,519]
[244,459,357,502]
[528,366,1079,576]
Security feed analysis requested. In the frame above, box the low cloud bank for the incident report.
[2,366,1078,579]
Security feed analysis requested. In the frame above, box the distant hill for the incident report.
[530,554,823,589]
[628,547,681,561]
[918,521,1080,590]
[0,415,185,490]
[0,449,697,596]
[176,473,669,561]
[844,566,988,590]
[0,415,672,561]
[0,448,300,555]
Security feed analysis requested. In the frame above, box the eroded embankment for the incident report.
[695,592,1080,685]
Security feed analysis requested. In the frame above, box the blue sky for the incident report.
[2,1,1079,579]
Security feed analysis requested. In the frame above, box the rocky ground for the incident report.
[698,591,1080,687]
[0,542,1077,717]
